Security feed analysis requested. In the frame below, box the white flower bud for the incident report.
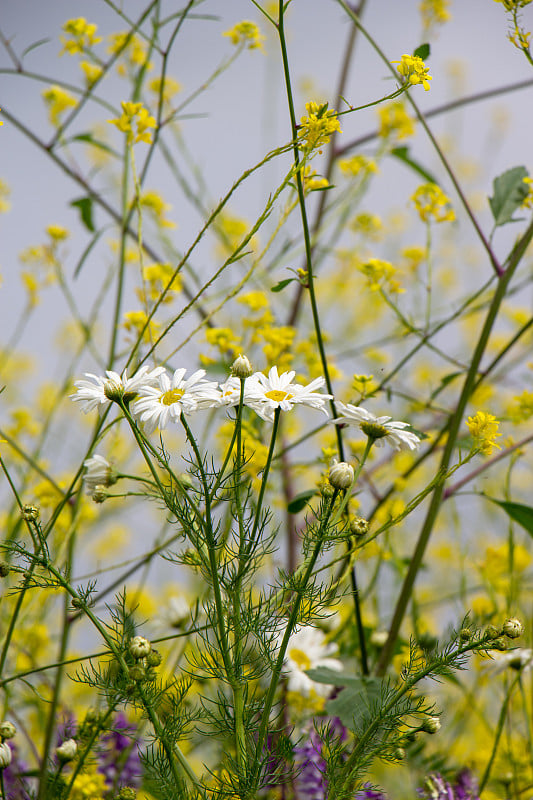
[421,716,441,734]
[328,460,354,490]
[0,742,12,769]
[129,635,151,659]
[56,738,77,762]
[503,618,523,639]
[231,354,253,379]
[0,721,16,740]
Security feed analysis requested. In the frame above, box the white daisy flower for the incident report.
[485,648,533,675]
[71,366,164,413]
[281,625,342,697]
[152,594,191,631]
[218,375,245,406]
[334,402,421,451]
[83,454,116,494]
[244,366,332,422]
[131,368,221,433]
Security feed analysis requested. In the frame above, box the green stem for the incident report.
[249,407,281,548]
[479,674,521,794]
[376,216,533,675]
[277,1,344,460]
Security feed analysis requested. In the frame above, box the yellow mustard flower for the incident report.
[338,154,378,177]
[301,165,329,192]
[223,20,265,50]
[70,770,108,800]
[108,31,153,76]
[42,85,77,126]
[494,0,532,10]
[393,54,433,91]
[420,0,451,29]
[411,182,455,223]
[205,327,242,355]
[148,76,182,102]
[108,101,156,144]
[79,60,103,88]
[0,179,11,213]
[60,17,101,55]
[139,262,182,304]
[20,272,40,307]
[359,258,404,294]
[123,309,160,342]
[298,101,341,153]
[466,411,502,455]
[140,190,176,227]
[402,245,427,272]
[508,389,533,423]
[46,224,69,241]
[350,212,383,241]
[377,101,415,140]
[238,290,270,312]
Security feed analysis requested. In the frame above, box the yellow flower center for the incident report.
[288,647,311,671]
[264,389,292,402]
[161,388,185,406]
[360,421,388,440]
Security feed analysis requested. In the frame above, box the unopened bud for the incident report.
[421,716,441,734]
[129,636,151,659]
[56,738,77,762]
[486,625,501,640]
[0,562,9,578]
[393,746,405,761]
[146,649,162,668]
[459,628,471,642]
[129,665,146,682]
[91,486,109,504]
[491,637,507,651]
[503,618,523,640]
[231,354,253,379]
[104,378,125,402]
[21,505,39,522]
[350,516,369,536]
[0,742,12,770]
[328,460,354,491]
[0,722,16,740]
[117,788,137,800]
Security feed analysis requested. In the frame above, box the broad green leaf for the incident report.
[322,677,383,730]
[390,147,437,184]
[288,489,316,514]
[489,166,528,227]
[489,498,533,537]
[70,197,95,233]
[414,43,430,61]
[271,278,294,293]
[306,667,369,686]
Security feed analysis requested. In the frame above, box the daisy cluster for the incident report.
[71,359,421,451]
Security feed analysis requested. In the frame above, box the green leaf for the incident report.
[22,38,51,59]
[271,278,294,293]
[430,370,463,400]
[489,166,528,227]
[390,147,437,184]
[71,133,118,157]
[288,490,316,514]
[489,498,533,537]
[70,197,95,233]
[413,43,430,61]
[323,676,383,730]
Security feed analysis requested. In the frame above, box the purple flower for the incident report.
[2,742,31,800]
[418,771,479,800]
[97,712,142,790]
[293,717,348,800]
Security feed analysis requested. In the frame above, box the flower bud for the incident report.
[350,516,369,536]
[91,485,109,504]
[459,628,471,642]
[0,562,9,578]
[0,722,16,740]
[491,637,507,651]
[0,742,11,770]
[421,716,441,734]
[146,649,162,668]
[103,378,124,402]
[21,504,40,522]
[502,618,523,640]
[486,625,501,640]
[129,665,146,682]
[231,354,253,379]
[129,635,151,659]
[328,460,354,491]
[117,788,137,800]
[56,738,77,762]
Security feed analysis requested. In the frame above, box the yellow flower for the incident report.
[393,54,433,91]
[402,245,427,272]
[494,0,532,10]
[509,25,531,49]
[522,176,533,208]
[466,411,502,455]
[42,85,77,126]
[60,17,101,55]
[411,182,455,223]
[139,262,182,304]
[140,190,176,227]
[70,770,107,800]
[148,76,182,102]
[377,101,415,140]
[108,31,153,75]
[350,212,383,241]
[108,101,156,144]
[79,60,103,88]
[238,291,269,313]
[223,20,265,50]
[508,390,533,423]
[298,101,341,153]
[0,179,11,213]
[46,224,69,241]
[359,258,404,294]
[123,309,160,342]
[301,165,329,192]
[205,327,241,355]
[338,154,378,177]
[419,0,452,30]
